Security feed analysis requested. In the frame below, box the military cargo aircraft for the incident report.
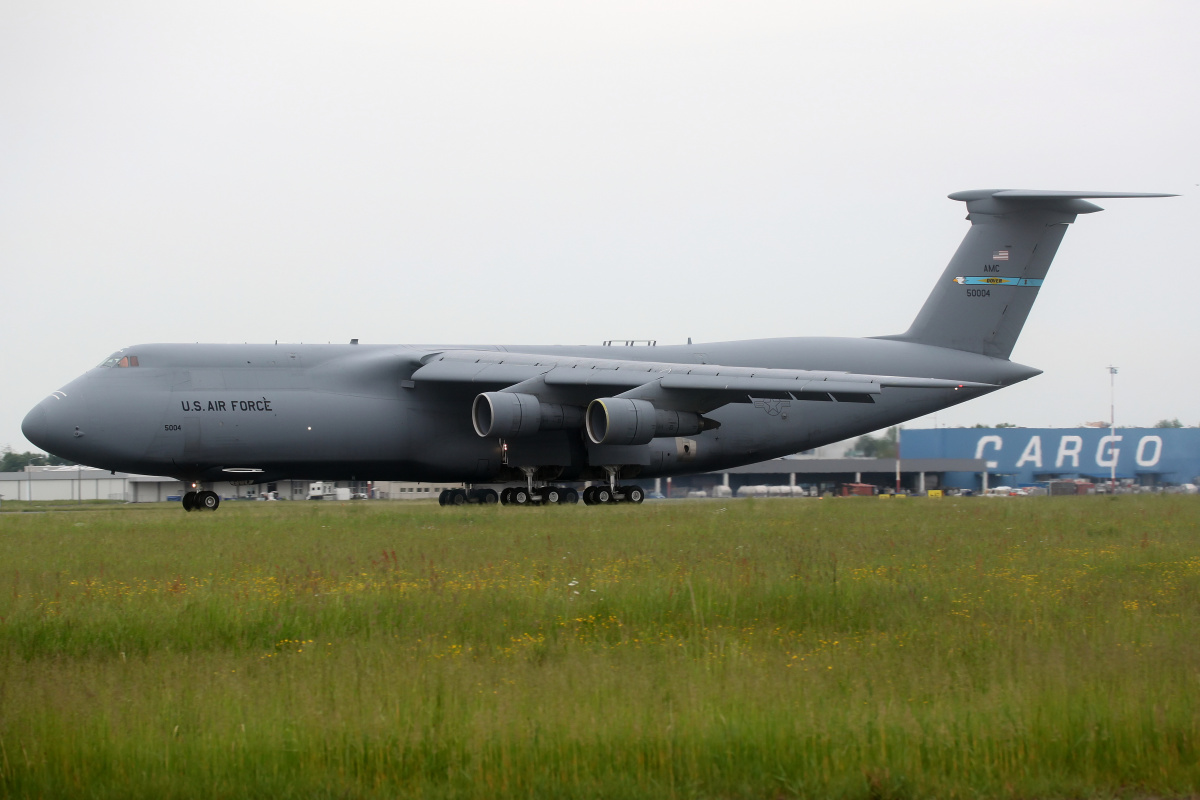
[22,189,1172,510]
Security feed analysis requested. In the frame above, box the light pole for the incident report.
[1108,366,1118,494]
[26,454,48,503]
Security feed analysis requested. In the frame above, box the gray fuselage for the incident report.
[22,336,1037,485]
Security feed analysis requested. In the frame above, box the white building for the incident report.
[0,467,464,504]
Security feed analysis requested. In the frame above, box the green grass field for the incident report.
[1,496,1198,799]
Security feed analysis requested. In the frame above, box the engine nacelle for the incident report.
[585,398,711,445]
[472,392,584,438]
[652,408,710,438]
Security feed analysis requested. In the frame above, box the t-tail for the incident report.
[881,190,1174,359]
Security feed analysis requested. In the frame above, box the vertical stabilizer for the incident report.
[881,190,1173,359]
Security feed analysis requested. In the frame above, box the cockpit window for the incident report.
[97,353,139,368]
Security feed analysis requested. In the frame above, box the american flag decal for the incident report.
[993,250,1009,261]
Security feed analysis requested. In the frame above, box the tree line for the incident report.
[1,447,75,473]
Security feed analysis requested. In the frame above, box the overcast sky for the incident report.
[2,0,1197,452]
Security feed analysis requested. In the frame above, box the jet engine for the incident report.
[585,398,715,446]
[472,392,584,438]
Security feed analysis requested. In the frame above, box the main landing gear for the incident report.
[438,488,500,506]
[182,490,220,511]
[437,466,644,508]
[436,484,645,506]
[498,485,580,506]
[500,466,582,506]
[579,465,644,505]
[582,484,644,505]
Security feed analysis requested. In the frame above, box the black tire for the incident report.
[438,489,448,506]
[627,486,645,504]
[500,488,513,505]
[480,489,499,505]
[513,489,530,505]
[545,487,561,504]
[450,489,467,506]
[182,491,197,512]
[596,487,612,504]
[582,486,595,505]
[198,491,220,511]
[564,489,579,504]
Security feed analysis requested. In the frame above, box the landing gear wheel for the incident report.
[626,486,645,504]
[182,491,197,512]
[564,488,579,505]
[480,489,499,505]
[595,487,613,504]
[500,488,514,505]
[582,487,596,505]
[449,489,468,506]
[513,488,531,505]
[438,489,449,506]
[545,487,562,505]
[197,491,220,511]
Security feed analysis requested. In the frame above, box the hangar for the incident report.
[653,457,985,497]
[0,467,464,504]
[901,427,1200,490]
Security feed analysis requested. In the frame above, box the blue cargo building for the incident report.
[901,428,1200,490]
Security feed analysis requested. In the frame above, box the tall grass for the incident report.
[1,497,1198,798]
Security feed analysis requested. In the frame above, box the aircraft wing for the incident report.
[410,349,992,414]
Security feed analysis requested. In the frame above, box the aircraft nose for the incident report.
[22,393,86,460]
[21,404,49,450]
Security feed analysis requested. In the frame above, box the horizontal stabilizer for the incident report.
[952,190,1176,200]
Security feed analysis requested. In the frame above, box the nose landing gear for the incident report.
[182,490,220,511]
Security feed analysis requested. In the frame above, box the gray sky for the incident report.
[3,0,1197,453]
